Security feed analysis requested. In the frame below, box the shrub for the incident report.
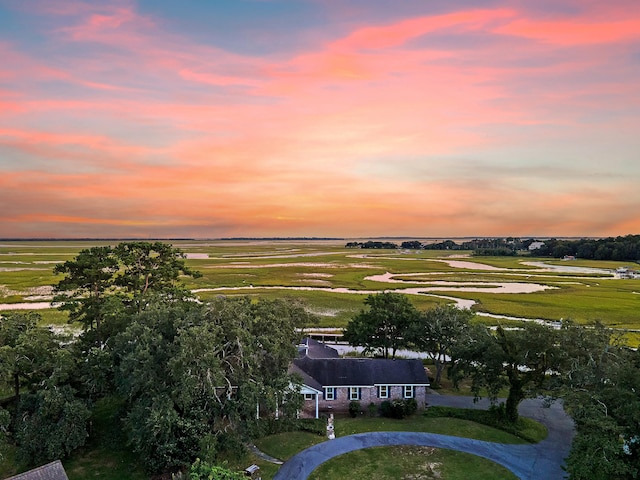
[403,398,418,417]
[380,399,418,419]
[348,401,361,418]
[367,402,378,417]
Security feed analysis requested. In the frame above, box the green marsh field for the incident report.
[1,239,639,345]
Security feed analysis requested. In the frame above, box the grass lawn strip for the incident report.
[307,445,518,480]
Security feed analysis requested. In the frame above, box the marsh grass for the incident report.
[2,241,639,343]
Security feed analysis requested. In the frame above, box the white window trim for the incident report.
[349,387,361,401]
[378,385,389,399]
[404,385,414,399]
[324,387,335,401]
[304,393,315,401]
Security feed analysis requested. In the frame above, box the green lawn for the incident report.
[62,397,148,480]
[254,411,546,464]
[308,445,518,480]
[253,431,325,461]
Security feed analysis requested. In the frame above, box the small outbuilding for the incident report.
[5,461,69,480]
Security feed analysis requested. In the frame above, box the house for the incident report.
[528,241,545,251]
[5,461,69,480]
[291,338,430,418]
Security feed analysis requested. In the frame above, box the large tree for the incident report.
[53,246,119,337]
[112,296,310,474]
[450,322,561,422]
[54,241,201,343]
[113,241,201,313]
[15,386,90,466]
[406,304,473,387]
[0,312,73,401]
[343,292,419,358]
[559,322,640,479]
[0,312,89,465]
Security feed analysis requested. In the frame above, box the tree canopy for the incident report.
[451,322,561,422]
[559,323,640,479]
[53,241,201,344]
[112,296,310,473]
[406,304,473,387]
[0,312,89,465]
[343,292,419,358]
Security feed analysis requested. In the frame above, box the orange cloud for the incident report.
[1,2,639,238]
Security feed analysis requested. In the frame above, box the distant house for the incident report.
[291,338,430,418]
[615,267,640,279]
[528,241,545,251]
[5,461,69,480]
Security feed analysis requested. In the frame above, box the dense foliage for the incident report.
[560,324,640,479]
[406,304,473,387]
[0,242,315,476]
[343,292,419,358]
[345,241,399,249]
[113,297,309,472]
[533,234,640,261]
[53,241,201,343]
[450,323,561,422]
[0,312,89,465]
[404,237,536,253]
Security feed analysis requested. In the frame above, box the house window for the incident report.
[324,387,335,401]
[377,385,389,398]
[404,385,414,399]
[304,393,315,401]
[349,387,361,401]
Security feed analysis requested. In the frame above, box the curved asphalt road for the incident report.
[273,395,574,479]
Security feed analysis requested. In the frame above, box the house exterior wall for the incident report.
[302,385,428,416]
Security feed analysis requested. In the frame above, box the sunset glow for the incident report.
[1,0,639,238]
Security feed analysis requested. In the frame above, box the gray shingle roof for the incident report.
[5,461,69,480]
[289,362,323,392]
[298,338,340,359]
[293,356,429,388]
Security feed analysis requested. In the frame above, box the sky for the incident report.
[1,0,639,239]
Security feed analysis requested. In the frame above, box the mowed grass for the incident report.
[308,445,518,480]
[334,415,531,444]
[254,431,326,461]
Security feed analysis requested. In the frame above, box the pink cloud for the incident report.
[332,8,516,51]
[495,18,640,45]
[1,1,639,237]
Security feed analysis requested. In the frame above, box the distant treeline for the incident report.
[398,238,536,256]
[347,235,640,262]
[345,241,399,249]
[534,235,640,261]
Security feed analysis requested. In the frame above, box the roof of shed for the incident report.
[5,461,69,480]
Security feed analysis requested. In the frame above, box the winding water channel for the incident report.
[0,259,619,329]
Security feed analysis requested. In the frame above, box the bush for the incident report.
[348,401,361,418]
[367,402,378,417]
[15,387,90,465]
[380,399,418,419]
[403,398,418,416]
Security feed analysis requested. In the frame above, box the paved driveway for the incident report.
[273,396,574,479]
